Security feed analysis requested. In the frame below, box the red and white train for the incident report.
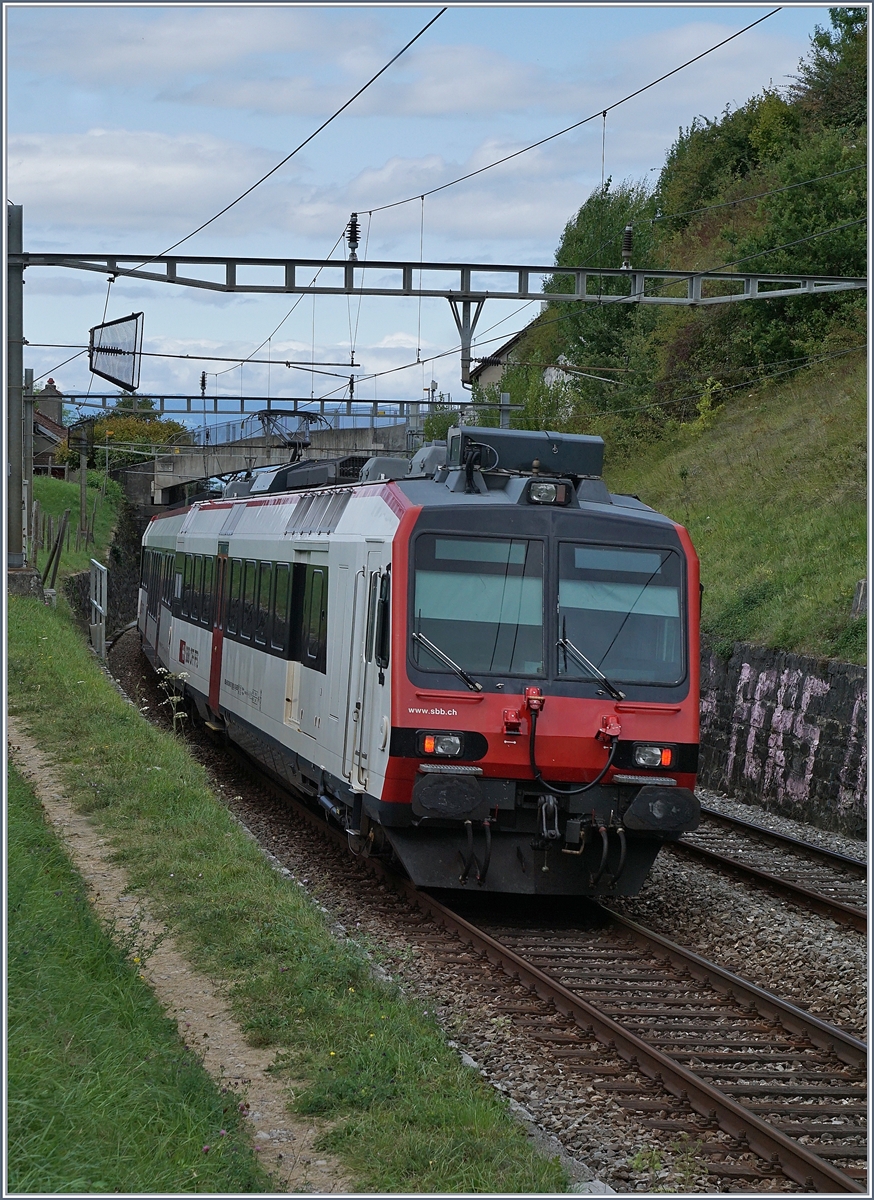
[139,425,700,895]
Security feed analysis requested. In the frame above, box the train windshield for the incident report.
[413,535,544,675]
[558,543,684,685]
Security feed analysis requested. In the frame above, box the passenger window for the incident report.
[163,555,175,606]
[226,559,243,635]
[189,556,201,624]
[302,565,328,673]
[271,563,291,652]
[240,559,257,640]
[255,561,273,645]
[201,557,214,627]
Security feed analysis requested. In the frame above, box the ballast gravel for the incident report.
[107,632,864,1193]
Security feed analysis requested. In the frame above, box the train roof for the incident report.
[145,424,679,535]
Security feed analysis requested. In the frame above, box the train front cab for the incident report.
[373,500,701,896]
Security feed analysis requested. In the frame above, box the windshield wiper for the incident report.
[412,631,484,693]
[557,634,626,700]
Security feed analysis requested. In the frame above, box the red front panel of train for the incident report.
[382,505,700,804]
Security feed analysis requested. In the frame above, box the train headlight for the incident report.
[633,744,674,768]
[418,731,463,757]
[527,479,571,505]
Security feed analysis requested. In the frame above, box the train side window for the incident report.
[201,556,214,627]
[271,563,291,653]
[163,554,175,607]
[364,571,379,661]
[374,567,391,671]
[182,556,190,618]
[226,558,243,635]
[240,559,258,640]
[189,556,201,623]
[145,551,158,619]
[255,561,273,645]
[302,565,328,673]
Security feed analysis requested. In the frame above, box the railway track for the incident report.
[110,635,863,1197]
[223,748,866,1194]
[432,897,867,1194]
[672,806,867,932]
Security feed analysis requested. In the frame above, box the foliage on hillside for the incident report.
[474,9,866,459]
[605,355,866,665]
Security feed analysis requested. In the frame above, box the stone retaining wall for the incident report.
[698,641,867,838]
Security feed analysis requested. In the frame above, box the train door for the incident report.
[348,550,385,788]
[156,552,175,667]
[342,552,376,783]
[296,554,329,740]
[208,547,228,715]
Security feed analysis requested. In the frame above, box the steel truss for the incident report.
[14,252,867,386]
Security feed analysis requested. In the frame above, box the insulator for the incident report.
[347,212,360,260]
[200,370,207,397]
[621,224,633,270]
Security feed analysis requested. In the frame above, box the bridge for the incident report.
[118,416,411,506]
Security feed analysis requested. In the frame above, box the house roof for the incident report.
[34,411,66,444]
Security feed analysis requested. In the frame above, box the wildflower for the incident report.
[132,956,141,964]
[202,1146,210,1154]
[329,1051,336,1057]
[348,987,355,993]
[219,1129,227,1137]
[369,1033,375,1038]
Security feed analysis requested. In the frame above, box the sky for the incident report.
[5,2,833,419]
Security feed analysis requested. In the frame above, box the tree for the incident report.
[791,7,867,129]
[54,397,189,471]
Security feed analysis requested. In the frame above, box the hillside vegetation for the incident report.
[606,355,866,665]
[458,9,867,662]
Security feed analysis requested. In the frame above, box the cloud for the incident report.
[374,332,420,350]
[9,7,379,88]
[8,129,283,233]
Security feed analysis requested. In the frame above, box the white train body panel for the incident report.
[139,486,401,801]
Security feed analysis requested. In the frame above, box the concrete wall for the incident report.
[698,641,867,838]
[308,423,408,456]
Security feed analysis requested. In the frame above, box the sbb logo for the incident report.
[179,640,199,668]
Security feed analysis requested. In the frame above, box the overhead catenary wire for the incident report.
[365,8,782,215]
[309,340,865,421]
[650,164,867,225]
[27,344,356,377]
[125,9,447,274]
[306,215,868,400]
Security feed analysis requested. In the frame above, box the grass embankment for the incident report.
[605,357,867,664]
[7,596,566,1194]
[7,764,271,1193]
[32,473,121,579]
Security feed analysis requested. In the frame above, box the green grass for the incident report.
[7,763,272,1194]
[7,597,567,1194]
[605,356,867,663]
[32,474,122,580]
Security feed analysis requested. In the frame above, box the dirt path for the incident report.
[7,715,355,1195]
